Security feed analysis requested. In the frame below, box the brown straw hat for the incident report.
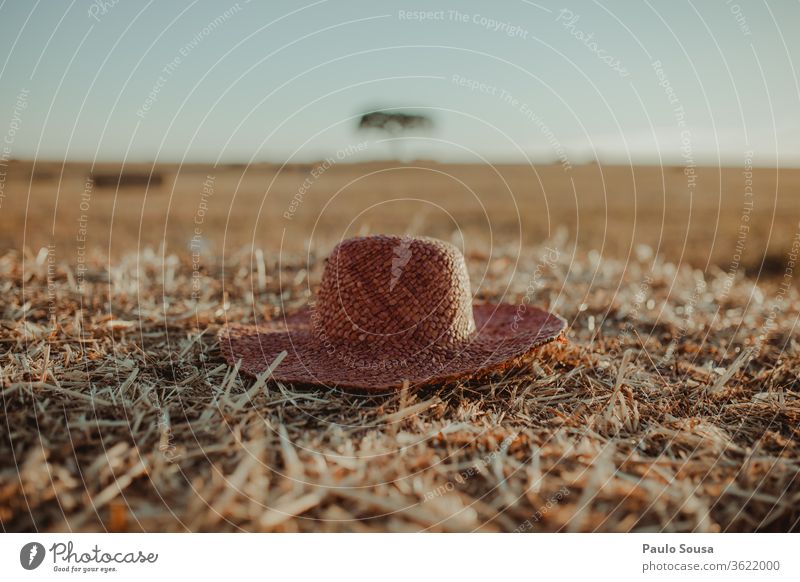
[219,235,566,390]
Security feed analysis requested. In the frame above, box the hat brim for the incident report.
[219,303,566,391]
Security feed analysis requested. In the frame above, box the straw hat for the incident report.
[219,235,566,390]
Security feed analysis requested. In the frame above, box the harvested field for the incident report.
[3,160,800,270]
[2,227,799,532]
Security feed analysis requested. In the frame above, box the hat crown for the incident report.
[314,235,476,346]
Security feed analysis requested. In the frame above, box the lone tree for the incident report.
[357,109,433,160]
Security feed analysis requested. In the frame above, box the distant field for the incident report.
[2,160,799,274]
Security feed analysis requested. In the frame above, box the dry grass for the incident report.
[2,233,799,532]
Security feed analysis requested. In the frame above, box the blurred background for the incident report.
[0,0,798,268]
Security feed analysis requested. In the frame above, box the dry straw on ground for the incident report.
[1,238,798,532]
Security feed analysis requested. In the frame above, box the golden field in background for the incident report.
[2,160,798,274]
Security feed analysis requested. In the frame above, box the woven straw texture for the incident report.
[220,235,565,390]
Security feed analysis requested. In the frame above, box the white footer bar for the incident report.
[1,533,797,581]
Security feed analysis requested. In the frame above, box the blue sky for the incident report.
[1,0,798,165]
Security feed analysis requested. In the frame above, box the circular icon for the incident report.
[19,542,46,570]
